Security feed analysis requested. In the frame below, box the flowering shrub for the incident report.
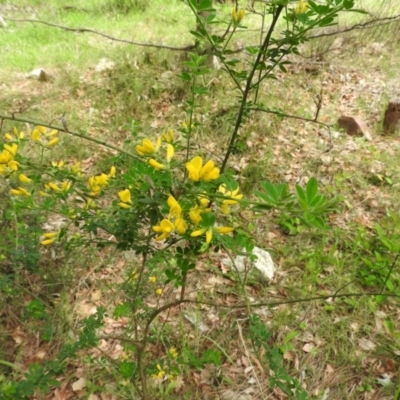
[0,1,359,398]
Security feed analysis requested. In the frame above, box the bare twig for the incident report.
[4,18,196,51]
[308,14,400,39]
[0,113,141,161]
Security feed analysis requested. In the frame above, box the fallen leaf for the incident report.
[72,377,86,392]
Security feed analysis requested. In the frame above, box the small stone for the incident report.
[95,58,115,73]
[338,115,372,141]
[27,68,49,82]
[383,100,400,134]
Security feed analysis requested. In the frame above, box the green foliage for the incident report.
[249,314,308,400]
[254,178,337,234]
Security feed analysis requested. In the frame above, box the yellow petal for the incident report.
[119,202,132,209]
[166,144,174,163]
[205,228,213,244]
[31,129,41,141]
[149,159,165,170]
[8,160,19,171]
[41,238,56,246]
[175,217,188,234]
[109,166,116,177]
[215,227,234,234]
[221,204,230,215]
[186,156,203,181]
[19,174,31,183]
[167,195,181,217]
[47,137,59,147]
[190,228,206,238]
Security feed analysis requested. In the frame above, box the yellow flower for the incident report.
[186,156,220,182]
[149,159,166,170]
[175,216,188,235]
[218,184,243,215]
[18,174,32,183]
[149,276,157,283]
[4,133,13,141]
[13,127,25,139]
[88,174,109,196]
[162,129,174,143]
[109,166,116,177]
[152,364,165,379]
[47,137,59,147]
[118,189,132,208]
[84,199,97,210]
[232,8,245,24]
[11,187,30,196]
[136,137,161,156]
[167,195,182,218]
[52,160,64,168]
[168,348,178,358]
[295,0,309,14]
[70,162,81,175]
[31,126,59,146]
[191,226,234,244]
[166,144,174,163]
[4,143,18,157]
[31,128,41,141]
[153,218,174,241]
[155,288,163,296]
[62,181,72,191]
[189,196,210,226]
[46,181,71,192]
[40,230,60,246]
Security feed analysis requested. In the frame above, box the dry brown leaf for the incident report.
[358,338,376,351]
[302,343,315,353]
[71,377,86,392]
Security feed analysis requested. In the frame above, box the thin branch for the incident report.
[0,114,142,161]
[4,18,196,51]
[247,107,332,128]
[308,13,400,39]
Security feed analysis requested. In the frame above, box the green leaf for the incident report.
[306,177,318,202]
[343,0,354,10]
[295,185,307,207]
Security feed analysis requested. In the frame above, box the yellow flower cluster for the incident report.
[31,126,59,147]
[87,166,116,197]
[152,191,236,244]
[186,156,219,182]
[152,364,166,380]
[152,195,188,240]
[4,127,25,142]
[0,143,19,175]
[218,184,243,215]
[136,131,175,170]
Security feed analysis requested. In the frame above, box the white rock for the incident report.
[223,246,275,282]
[27,68,49,81]
[95,58,115,72]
